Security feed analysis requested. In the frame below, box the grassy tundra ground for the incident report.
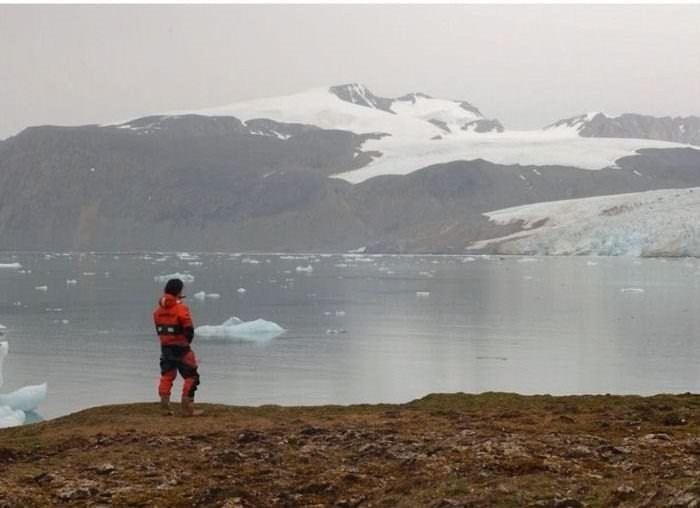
[3,393,700,507]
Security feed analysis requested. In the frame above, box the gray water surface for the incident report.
[1,252,700,419]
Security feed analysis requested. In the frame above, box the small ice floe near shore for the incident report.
[0,262,22,270]
[0,338,48,428]
[296,265,313,273]
[154,272,195,284]
[621,288,645,294]
[237,288,246,294]
[193,291,221,301]
[34,285,48,292]
[195,317,285,341]
[242,258,261,265]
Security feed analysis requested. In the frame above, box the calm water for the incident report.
[1,252,700,419]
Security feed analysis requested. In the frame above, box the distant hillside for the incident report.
[2,84,700,254]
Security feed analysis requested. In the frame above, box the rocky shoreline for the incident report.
[3,393,700,507]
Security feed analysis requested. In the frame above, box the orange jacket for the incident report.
[153,293,194,347]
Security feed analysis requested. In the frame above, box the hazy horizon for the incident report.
[2,4,699,140]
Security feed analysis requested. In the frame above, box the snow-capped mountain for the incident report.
[2,82,700,255]
[547,112,700,146]
[128,83,694,184]
[473,187,700,257]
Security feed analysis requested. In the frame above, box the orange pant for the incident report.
[158,347,200,399]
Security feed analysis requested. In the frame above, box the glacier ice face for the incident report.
[195,317,285,341]
[475,187,700,257]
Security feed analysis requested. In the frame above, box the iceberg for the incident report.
[195,317,285,341]
[0,339,48,428]
[154,272,195,284]
[0,384,48,412]
[0,405,25,428]
[0,262,22,269]
[193,291,221,301]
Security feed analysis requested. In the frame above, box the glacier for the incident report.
[473,187,700,256]
[195,317,285,341]
[0,337,48,428]
[151,85,696,184]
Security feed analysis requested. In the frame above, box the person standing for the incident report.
[153,278,202,416]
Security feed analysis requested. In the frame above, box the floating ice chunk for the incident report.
[195,317,285,340]
[194,291,221,301]
[0,262,22,269]
[462,257,475,263]
[177,252,199,261]
[66,279,78,285]
[517,258,538,263]
[241,258,261,265]
[45,308,62,312]
[416,291,431,297]
[325,329,347,335]
[335,311,346,317]
[154,272,195,284]
[586,261,598,266]
[0,405,25,428]
[237,288,246,294]
[0,383,48,412]
[296,265,313,273]
[281,255,310,260]
[82,272,96,276]
[188,262,203,266]
[34,285,48,292]
[621,288,645,294]
[419,271,434,278]
[335,264,349,268]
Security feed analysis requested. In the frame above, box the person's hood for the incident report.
[159,293,180,308]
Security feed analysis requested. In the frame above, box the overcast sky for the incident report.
[1,4,699,139]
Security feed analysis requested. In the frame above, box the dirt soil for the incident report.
[4,392,700,507]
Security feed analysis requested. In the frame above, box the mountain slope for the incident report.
[2,84,700,254]
[547,112,700,146]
